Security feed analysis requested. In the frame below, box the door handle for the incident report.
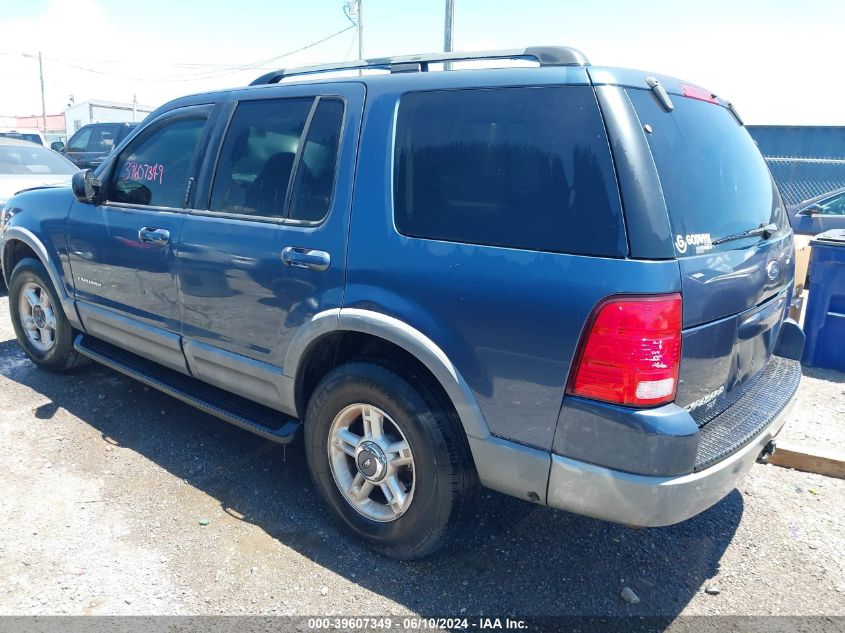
[138,227,171,246]
[281,247,331,272]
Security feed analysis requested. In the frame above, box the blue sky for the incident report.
[1,0,843,124]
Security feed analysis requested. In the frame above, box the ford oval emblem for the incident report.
[766,260,780,281]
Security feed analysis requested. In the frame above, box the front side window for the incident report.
[819,192,845,216]
[110,115,206,208]
[68,127,92,152]
[393,86,625,256]
[209,98,313,218]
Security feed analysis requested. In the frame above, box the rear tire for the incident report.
[304,361,478,559]
[8,258,89,373]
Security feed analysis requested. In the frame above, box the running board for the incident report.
[74,334,301,444]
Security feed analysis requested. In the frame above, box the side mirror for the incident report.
[50,141,65,152]
[71,170,101,203]
[799,203,824,216]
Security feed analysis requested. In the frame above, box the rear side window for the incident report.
[110,116,206,208]
[393,86,625,256]
[817,192,845,216]
[628,89,786,255]
[288,98,344,222]
[118,125,137,143]
[210,98,312,218]
[89,124,118,153]
[210,97,344,221]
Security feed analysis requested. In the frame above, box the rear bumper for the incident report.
[545,394,796,526]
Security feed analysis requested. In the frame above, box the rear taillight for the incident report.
[567,294,682,407]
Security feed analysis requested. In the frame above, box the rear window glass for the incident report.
[0,132,42,145]
[628,89,787,256]
[0,145,76,175]
[393,87,626,257]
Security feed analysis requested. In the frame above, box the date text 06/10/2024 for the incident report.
[306,617,529,630]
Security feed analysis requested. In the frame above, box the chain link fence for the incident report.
[765,157,845,206]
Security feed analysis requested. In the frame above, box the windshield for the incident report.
[628,88,787,256]
[0,144,77,176]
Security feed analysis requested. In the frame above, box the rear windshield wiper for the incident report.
[712,223,778,246]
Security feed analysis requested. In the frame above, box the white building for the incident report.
[64,99,155,135]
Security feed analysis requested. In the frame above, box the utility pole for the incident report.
[357,0,364,60]
[345,0,364,73]
[444,0,454,69]
[38,51,47,133]
[357,0,364,76]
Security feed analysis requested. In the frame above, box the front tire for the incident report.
[304,362,478,559]
[8,258,89,372]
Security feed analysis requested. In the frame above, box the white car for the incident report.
[0,129,49,147]
[0,137,77,210]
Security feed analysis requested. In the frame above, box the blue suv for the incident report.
[0,47,804,559]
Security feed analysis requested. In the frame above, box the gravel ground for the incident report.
[780,365,845,452]
[786,288,845,452]
[1,287,844,619]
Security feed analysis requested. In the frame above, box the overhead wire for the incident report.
[343,23,359,61]
[19,23,355,83]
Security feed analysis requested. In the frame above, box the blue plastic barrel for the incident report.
[802,229,845,370]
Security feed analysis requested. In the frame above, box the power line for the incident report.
[343,24,358,61]
[158,24,356,80]
[21,24,355,84]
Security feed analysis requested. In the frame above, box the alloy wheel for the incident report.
[327,403,416,522]
[18,281,58,353]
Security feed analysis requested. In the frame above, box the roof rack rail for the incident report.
[249,46,589,86]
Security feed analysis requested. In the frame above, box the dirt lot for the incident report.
[1,287,844,620]
[780,365,845,453]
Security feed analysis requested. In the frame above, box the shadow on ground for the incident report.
[1,336,742,618]
[802,364,845,384]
